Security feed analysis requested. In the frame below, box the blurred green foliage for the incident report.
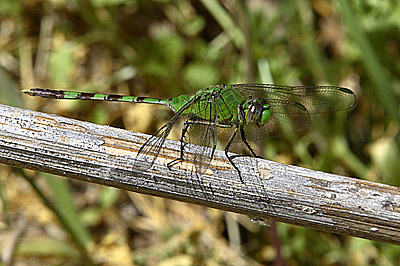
[0,0,400,265]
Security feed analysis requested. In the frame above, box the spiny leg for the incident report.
[167,120,191,170]
[224,127,245,183]
[239,126,263,159]
[236,104,260,158]
[168,119,219,174]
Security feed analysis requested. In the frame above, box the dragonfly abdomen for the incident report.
[23,88,172,108]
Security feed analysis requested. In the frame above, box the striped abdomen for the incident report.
[24,88,171,107]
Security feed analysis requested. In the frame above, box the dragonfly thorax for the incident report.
[243,98,272,127]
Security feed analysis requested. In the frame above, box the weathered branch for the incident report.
[0,104,399,245]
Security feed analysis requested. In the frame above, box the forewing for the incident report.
[231,83,356,113]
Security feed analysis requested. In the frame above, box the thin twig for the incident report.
[0,104,400,245]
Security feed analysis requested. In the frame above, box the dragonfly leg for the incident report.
[237,103,262,158]
[224,128,244,183]
[239,126,262,158]
[166,120,191,170]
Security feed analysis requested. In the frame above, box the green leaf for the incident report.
[43,173,92,247]
[183,62,219,89]
[49,42,76,88]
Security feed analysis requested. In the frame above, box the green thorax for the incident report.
[169,85,245,124]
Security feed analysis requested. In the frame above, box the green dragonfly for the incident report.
[23,84,356,180]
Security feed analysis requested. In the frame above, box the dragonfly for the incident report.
[23,84,356,180]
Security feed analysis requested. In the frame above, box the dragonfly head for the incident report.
[243,98,273,127]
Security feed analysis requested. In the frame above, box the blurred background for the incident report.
[1,0,400,265]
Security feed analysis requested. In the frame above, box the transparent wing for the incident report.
[215,98,311,142]
[134,116,178,171]
[243,99,310,141]
[183,91,221,175]
[231,83,356,113]
[183,120,218,175]
[134,96,198,170]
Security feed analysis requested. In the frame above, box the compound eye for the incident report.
[260,104,273,125]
